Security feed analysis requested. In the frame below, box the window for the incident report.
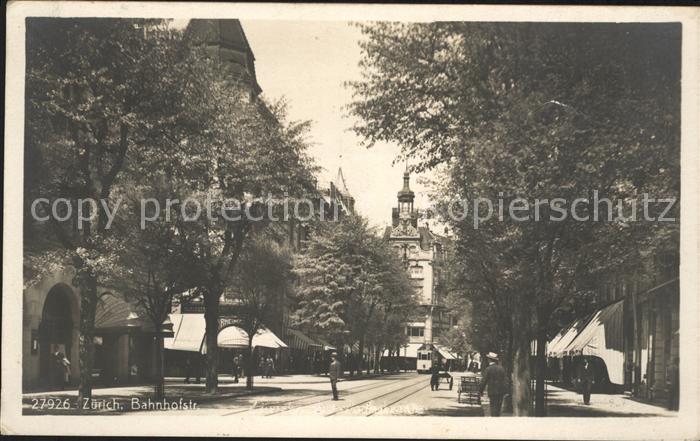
[410,266,423,277]
[407,327,424,337]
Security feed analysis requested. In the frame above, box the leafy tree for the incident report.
[292,216,416,373]
[24,18,185,401]
[226,238,292,389]
[349,22,680,415]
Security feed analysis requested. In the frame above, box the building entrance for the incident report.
[38,284,74,388]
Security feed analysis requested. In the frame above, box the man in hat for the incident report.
[579,358,595,405]
[480,352,508,416]
[328,352,342,400]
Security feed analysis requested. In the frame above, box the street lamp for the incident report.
[155,316,175,399]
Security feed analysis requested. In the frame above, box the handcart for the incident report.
[457,374,481,405]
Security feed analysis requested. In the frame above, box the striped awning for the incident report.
[315,337,336,351]
[164,314,288,352]
[547,314,595,358]
[436,345,458,360]
[217,326,288,349]
[563,300,624,385]
[286,329,323,351]
[164,313,206,353]
[94,293,153,331]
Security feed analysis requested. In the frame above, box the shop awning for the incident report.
[397,343,422,358]
[315,338,336,351]
[164,313,205,353]
[217,326,288,349]
[164,314,287,352]
[547,314,595,358]
[286,329,323,351]
[563,300,624,385]
[435,345,457,360]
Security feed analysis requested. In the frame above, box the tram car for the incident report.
[416,343,457,373]
[416,347,433,373]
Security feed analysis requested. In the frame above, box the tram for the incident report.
[416,343,457,373]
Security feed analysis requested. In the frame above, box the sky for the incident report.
[238,20,435,229]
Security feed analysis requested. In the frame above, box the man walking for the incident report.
[579,358,595,405]
[479,352,508,417]
[232,355,241,383]
[329,352,342,400]
[430,362,440,391]
[667,357,679,410]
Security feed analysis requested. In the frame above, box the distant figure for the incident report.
[430,363,441,391]
[667,357,679,411]
[232,356,241,383]
[130,364,139,382]
[328,352,342,400]
[184,355,200,384]
[54,352,71,390]
[479,352,508,416]
[579,358,595,405]
[468,360,479,373]
[265,356,274,379]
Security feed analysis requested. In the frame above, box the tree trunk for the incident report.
[246,337,254,390]
[374,346,381,374]
[511,334,531,416]
[534,328,548,416]
[203,290,221,394]
[77,274,98,404]
[358,337,365,376]
[154,334,165,400]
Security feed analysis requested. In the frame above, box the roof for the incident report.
[335,167,352,196]
[185,19,262,95]
[94,293,153,331]
[397,171,415,199]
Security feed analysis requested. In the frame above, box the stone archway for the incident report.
[38,284,77,388]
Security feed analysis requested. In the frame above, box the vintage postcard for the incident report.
[3,2,699,439]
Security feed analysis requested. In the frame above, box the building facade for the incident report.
[384,171,449,363]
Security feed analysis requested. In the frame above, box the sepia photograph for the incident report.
[3,2,699,438]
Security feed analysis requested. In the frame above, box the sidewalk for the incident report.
[23,375,281,415]
[545,385,677,417]
[22,372,392,415]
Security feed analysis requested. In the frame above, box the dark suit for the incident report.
[580,363,595,404]
[480,363,508,416]
[329,360,342,400]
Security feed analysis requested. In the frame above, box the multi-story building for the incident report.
[384,171,450,367]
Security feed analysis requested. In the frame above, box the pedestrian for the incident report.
[328,352,342,400]
[479,352,508,417]
[233,355,240,383]
[184,355,200,384]
[258,357,266,378]
[667,357,679,411]
[579,358,595,405]
[55,352,71,390]
[265,356,274,379]
[430,362,440,391]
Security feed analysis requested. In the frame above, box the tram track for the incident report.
[221,374,412,416]
[324,374,428,417]
[364,379,428,416]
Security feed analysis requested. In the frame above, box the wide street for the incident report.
[140,372,481,417]
[23,370,676,417]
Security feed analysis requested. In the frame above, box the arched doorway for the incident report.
[38,284,75,388]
